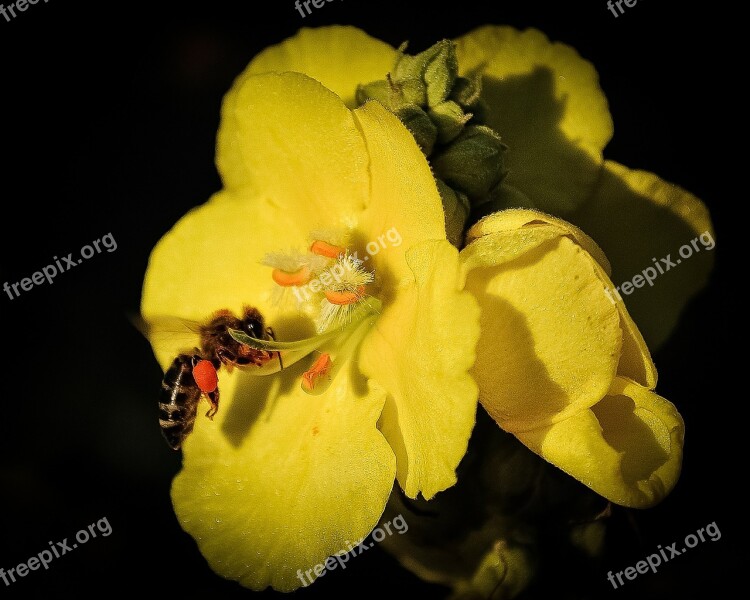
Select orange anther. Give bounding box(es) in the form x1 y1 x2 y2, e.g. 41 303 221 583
310 240 345 258
302 353 333 392
324 286 366 305
272 266 311 287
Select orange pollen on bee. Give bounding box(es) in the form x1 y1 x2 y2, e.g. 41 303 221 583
310 240 345 258
324 286 366 305
193 359 219 393
302 353 333 392
272 266 311 287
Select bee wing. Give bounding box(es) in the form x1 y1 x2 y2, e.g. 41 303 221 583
130 313 203 354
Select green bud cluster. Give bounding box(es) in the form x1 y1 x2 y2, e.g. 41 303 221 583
356 40 510 246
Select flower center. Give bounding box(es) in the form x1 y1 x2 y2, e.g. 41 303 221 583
262 232 377 333
234 230 383 394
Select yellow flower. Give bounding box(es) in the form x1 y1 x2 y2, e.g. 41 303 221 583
461 209 684 507
140 23 707 594
141 71 479 590
234 23 692 508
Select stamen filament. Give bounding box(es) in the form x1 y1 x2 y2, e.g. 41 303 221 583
301 307 378 395
228 299 382 375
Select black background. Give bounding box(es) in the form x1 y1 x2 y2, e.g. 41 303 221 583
0 0 736 598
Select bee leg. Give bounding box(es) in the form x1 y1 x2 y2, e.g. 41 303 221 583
263 328 284 370
205 389 220 420
215 350 232 373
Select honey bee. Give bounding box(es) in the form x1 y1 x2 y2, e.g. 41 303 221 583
150 306 279 450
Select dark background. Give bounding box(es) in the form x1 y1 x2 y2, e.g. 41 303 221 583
0 0 735 597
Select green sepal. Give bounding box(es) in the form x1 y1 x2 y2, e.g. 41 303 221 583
395 104 438 156
437 179 471 248
450 75 488 123
433 125 507 199
393 40 458 107
356 75 427 110
429 100 472 145
355 79 394 109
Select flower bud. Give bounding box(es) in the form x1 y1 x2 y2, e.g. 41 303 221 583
395 105 438 156
393 40 458 107
432 125 507 199
356 79 393 108
450 75 488 123
429 100 472 144
436 179 470 248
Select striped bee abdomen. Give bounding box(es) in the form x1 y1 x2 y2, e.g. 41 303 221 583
159 353 202 451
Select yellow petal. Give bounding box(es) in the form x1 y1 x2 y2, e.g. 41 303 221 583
588 257 658 389
616 305 658 388
172 335 395 591
241 26 397 108
216 71 370 206
360 241 480 499
465 208 610 274
462 215 621 432
352 99 448 282
570 160 715 349
454 26 613 214
514 377 684 508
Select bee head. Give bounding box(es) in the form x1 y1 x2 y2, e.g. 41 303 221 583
240 306 266 339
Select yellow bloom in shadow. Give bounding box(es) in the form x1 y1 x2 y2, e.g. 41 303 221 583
462 210 683 508
141 71 479 591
